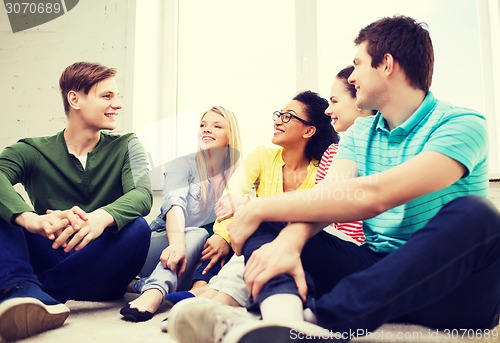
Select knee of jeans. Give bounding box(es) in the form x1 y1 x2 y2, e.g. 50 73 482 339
242 221 287 258
184 228 209 258
122 218 151 244
185 227 209 242
450 196 500 235
457 196 499 221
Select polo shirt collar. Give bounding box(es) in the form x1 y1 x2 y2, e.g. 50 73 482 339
376 92 436 135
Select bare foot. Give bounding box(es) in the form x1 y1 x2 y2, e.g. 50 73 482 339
128 288 163 313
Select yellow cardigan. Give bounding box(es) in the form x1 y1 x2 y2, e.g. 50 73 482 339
214 145 318 243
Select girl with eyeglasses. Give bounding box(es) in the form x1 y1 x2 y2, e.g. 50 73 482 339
161 91 337 317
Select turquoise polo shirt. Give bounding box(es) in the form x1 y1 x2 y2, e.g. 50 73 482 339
335 92 489 253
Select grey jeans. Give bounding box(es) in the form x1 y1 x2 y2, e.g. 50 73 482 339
135 227 208 297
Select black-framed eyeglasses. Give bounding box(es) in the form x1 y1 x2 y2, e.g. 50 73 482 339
272 111 312 125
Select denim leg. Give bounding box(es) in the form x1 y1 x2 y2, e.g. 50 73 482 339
192 254 235 284
243 221 298 310
300 231 383 300
192 260 220 283
139 230 169 277
243 222 380 312
139 227 208 296
24 229 74 276
0 219 40 290
314 196 500 332
178 228 209 290
31 218 151 302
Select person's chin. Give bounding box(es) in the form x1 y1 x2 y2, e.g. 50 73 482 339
202 142 226 152
333 123 345 132
102 125 116 131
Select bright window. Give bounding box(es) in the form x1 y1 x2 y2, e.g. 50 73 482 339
135 0 499 189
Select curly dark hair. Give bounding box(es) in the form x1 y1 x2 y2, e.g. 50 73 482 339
293 90 339 163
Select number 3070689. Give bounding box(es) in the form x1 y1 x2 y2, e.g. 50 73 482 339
5 2 62 14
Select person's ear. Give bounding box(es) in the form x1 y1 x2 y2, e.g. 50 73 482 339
382 53 395 77
303 126 316 139
67 90 81 110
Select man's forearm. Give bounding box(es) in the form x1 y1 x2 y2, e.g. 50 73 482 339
278 222 331 251
249 177 380 225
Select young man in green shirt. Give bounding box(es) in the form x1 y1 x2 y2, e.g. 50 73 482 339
0 62 153 341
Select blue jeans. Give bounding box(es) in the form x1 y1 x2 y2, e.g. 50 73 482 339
137 226 209 295
0 217 151 303
192 250 234 284
243 196 500 333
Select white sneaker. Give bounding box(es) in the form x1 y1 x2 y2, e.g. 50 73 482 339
0 297 70 341
167 298 257 343
222 320 345 343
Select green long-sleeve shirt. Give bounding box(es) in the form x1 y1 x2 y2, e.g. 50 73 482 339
0 130 152 230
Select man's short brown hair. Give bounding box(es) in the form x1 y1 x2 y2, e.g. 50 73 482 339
59 62 116 114
354 15 434 92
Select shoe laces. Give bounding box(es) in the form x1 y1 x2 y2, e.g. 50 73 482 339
213 315 235 343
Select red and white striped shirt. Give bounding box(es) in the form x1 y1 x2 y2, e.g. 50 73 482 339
316 144 365 244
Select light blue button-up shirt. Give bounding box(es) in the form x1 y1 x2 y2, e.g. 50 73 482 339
149 153 217 232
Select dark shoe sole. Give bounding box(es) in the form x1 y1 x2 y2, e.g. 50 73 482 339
225 322 346 343
0 297 70 341
236 326 344 342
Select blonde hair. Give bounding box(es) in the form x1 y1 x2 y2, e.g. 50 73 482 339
195 106 242 207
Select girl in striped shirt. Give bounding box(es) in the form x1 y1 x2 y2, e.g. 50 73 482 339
317 65 376 244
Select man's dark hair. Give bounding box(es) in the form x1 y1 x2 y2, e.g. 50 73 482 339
354 15 434 92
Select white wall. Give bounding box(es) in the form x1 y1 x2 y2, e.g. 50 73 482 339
317 0 483 110
174 0 297 158
0 0 132 151
127 0 179 189
477 0 500 177
316 0 498 174
1 0 499 185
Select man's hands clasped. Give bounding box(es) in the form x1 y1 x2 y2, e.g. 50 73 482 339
16 206 113 252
